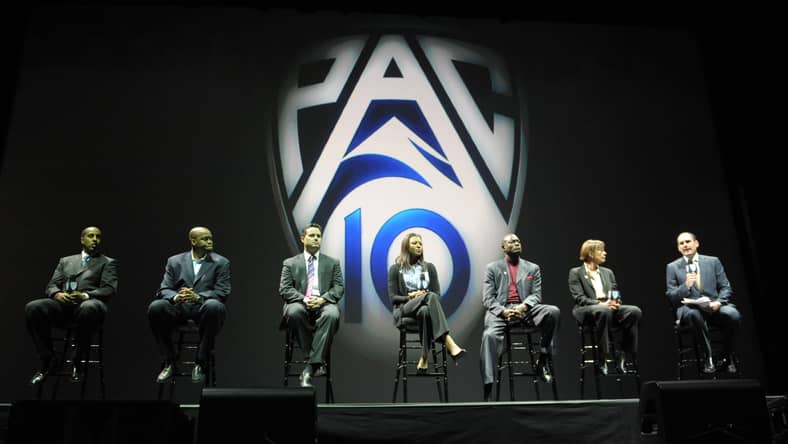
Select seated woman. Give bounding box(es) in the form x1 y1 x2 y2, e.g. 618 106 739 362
568 239 642 375
388 232 466 372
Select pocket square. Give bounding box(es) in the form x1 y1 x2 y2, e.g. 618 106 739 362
526 275 533 281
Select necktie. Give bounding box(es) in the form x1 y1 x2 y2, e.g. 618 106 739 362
82 255 91 269
306 255 315 299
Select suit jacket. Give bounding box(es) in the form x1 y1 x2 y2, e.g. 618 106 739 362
568 265 618 307
157 251 231 303
279 252 344 319
665 254 732 308
482 257 542 317
388 261 440 327
46 253 118 303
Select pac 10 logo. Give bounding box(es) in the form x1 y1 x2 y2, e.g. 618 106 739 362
270 33 527 358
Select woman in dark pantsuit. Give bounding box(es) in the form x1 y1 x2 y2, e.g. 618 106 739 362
388 232 466 372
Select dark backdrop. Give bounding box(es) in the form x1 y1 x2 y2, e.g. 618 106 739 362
0 4 781 403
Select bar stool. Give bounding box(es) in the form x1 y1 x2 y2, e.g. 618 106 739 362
496 321 558 401
38 323 105 400
158 319 216 400
283 328 335 403
577 321 640 399
672 312 742 380
392 318 449 403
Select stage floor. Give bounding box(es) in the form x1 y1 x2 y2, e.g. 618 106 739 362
1 398 642 444
1 393 784 444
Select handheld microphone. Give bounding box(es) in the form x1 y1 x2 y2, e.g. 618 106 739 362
685 262 697 274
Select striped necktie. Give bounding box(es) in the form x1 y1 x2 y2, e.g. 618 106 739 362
306 255 315 298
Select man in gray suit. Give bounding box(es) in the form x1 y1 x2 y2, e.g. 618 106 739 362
25 226 118 385
279 223 344 388
148 226 230 383
666 231 741 374
480 233 560 401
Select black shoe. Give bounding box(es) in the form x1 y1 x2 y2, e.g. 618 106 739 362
536 355 553 383
483 383 492 402
299 367 313 388
156 364 174 383
416 366 428 375
702 357 715 374
28 371 47 386
450 349 467 365
70 364 84 383
191 364 205 383
718 356 737 374
313 365 327 378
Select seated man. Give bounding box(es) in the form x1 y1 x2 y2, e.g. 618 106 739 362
25 226 118 385
148 226 230 383
279 223 344 388
666 231 741 374
480 233 560 402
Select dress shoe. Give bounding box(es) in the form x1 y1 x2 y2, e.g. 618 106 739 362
702 357 716 374
156 364 174 383
191 364 205 383
299 367 313 388
28 371 47 386
536 355 553 383
416 366 428 375
718 356 737 374
450 348 467 365
70 364 84 383
313 365 327 377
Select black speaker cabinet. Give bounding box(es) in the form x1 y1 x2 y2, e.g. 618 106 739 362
5 400 193 444
640 379 772 443
197 387 316 444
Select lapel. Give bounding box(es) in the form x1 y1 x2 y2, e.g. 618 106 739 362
579 267 595 296
599 267 610 293
317 254 328 289
194 253 214 287
182 252 196 287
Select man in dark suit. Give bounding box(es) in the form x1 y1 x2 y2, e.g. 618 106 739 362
148 226 230 383
480 233 560 401
279 223 344 388
666 231 741 374
25 226 118 385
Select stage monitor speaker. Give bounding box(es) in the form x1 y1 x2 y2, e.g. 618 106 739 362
197 387 316 444
5 400 192 444
640 379 772 443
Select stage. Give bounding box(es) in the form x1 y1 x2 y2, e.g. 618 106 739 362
0 385 784 444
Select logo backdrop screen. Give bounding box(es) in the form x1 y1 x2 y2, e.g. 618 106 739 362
271 33 527 359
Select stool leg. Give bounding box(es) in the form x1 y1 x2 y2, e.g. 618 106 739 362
526 333 541 401
506 330 515 401
590 330 601 399
442 344 449 403
579 327 587 400
431 345 443 403
392 333 403 403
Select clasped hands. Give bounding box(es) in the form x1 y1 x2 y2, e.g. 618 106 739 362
601 299 621 310
53 291 88 305
407 289 428 300
174 287 200 304
503 304 528 321
304 295 327 310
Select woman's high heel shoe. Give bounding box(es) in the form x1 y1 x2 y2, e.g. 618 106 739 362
450 348 467 364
